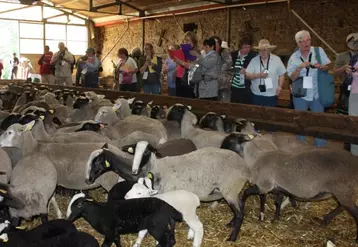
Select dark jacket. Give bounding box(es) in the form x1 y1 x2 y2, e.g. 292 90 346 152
142 56 163 85
231 50 257 88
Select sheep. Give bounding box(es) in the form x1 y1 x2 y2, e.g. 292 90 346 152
85 143 253 242
7 142 60 226
166 104 257 155
240 142 358 243
116 131 160 149
81 91 113 114
125 176 204 247
148 104 167 120
121 139 197 174
0 219 99 247
67 96 94 123
0 121 129 192
66 192 183 247
18 115 112 144
95 105 168 144
131 100 152 116
0 112 10 125
0 114 22 131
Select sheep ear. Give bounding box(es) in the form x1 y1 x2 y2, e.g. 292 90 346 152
127 97 135 105
220 114 227 119
0 189 7 195
39 115 45 120
186 105 192 111
121 144 136 154
105 160 110 168
97 95 105 100
23 120 35 131
147 101 153 106
246 134 255 140
101 143 108 149
99 124 105 129
0 233 8 242
112 103 122 112
85 198 94 202
149 190 158 196
162 105 167 109
48 109 55 114
138 178 144 184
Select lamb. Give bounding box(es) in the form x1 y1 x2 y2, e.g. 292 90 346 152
66 192 183 247
95 104 167 144
85 142 253 242
81 91 113 114
122 139 197 174
0 121 127 192
166 104 257 155
131 100 152 116
0 219 99 247
125 176 204 247
239 141 358 243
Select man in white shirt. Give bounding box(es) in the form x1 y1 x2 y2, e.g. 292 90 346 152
246 39 286 107
50 42 74 86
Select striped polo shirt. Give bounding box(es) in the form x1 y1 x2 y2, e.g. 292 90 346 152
232 52 248 88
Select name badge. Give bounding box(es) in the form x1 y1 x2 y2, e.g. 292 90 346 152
303 76 313 89
142 71 148 80
348 85 351 91
264 78 273 89
61 61 66 66
81 68 87 75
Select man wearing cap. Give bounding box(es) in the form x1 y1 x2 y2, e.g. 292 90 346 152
334 33 358 152
50 42 74 86
79 47 101 88
245 39 286 107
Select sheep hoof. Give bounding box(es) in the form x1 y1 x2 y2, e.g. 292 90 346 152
187 229 195 240
258 212 265 222
210 201 219 210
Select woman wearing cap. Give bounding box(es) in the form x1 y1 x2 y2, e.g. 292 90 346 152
245 39 286 107
287 30 331 147
80 47 101 88
210 36 232 102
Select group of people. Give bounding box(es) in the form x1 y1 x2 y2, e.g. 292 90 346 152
37 42 101 88
0 53 19 80
113 30 358 153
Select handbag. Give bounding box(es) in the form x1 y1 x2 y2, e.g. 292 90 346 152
315 47 335 107
120 71 133 84
291 77 307 98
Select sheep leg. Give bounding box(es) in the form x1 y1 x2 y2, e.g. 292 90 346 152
40 214 48 223
323 204 344 226
226 185 260 228
344 205 358 243
150 226 172 247
273 193 284 221
102 236 116 247
114 236 121 247
186 216 204 247
11 217 20 227
259 194 267 221
289 198 298 208
49 196 63 219
132 230 148 247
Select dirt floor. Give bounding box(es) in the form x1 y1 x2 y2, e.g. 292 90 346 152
23 136 358 247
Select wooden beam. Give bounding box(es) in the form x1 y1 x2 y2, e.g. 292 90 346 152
0 5 33 15
3 80 358 144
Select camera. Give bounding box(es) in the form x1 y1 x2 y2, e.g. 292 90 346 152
259 84 266 92
59 52 65 61
351 66 356 73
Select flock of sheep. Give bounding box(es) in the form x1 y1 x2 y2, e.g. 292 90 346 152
0 82 355 246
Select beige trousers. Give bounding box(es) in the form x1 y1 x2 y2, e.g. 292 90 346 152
41 74 55 84
55 76 73 86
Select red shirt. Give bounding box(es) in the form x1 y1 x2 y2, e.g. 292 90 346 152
38 52 53 75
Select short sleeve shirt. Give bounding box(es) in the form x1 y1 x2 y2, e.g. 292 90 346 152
119 57 138 83
246 54 286 97
287 46 331 101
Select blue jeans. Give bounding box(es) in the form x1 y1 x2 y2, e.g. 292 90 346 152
252 94 277 107
144 84 160 95
293 97 326 147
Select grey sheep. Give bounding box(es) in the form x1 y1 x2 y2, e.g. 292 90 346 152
85 143 253 242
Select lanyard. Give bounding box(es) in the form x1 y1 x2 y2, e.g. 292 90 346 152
260 55 270 73
300 53 312 76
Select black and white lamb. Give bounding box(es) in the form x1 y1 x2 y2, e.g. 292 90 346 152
66 192 183 247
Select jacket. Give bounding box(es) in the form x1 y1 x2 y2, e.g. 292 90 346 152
142 56 162 85
231 50 257 88
50 50 74 78
196 51 220 98
38 52 53 75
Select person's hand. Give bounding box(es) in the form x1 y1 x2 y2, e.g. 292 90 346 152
189 50 200 56
299 61 311 69
276 86 282 96
314 63 323 69
257 72 268 79
240 68 246 74
346 66 353 75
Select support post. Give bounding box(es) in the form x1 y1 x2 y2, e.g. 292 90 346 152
226 7 231 45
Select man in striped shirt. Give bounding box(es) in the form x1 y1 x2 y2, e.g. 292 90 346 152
230 37 257 104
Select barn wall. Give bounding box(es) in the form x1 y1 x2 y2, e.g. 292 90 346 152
98 0 357 77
